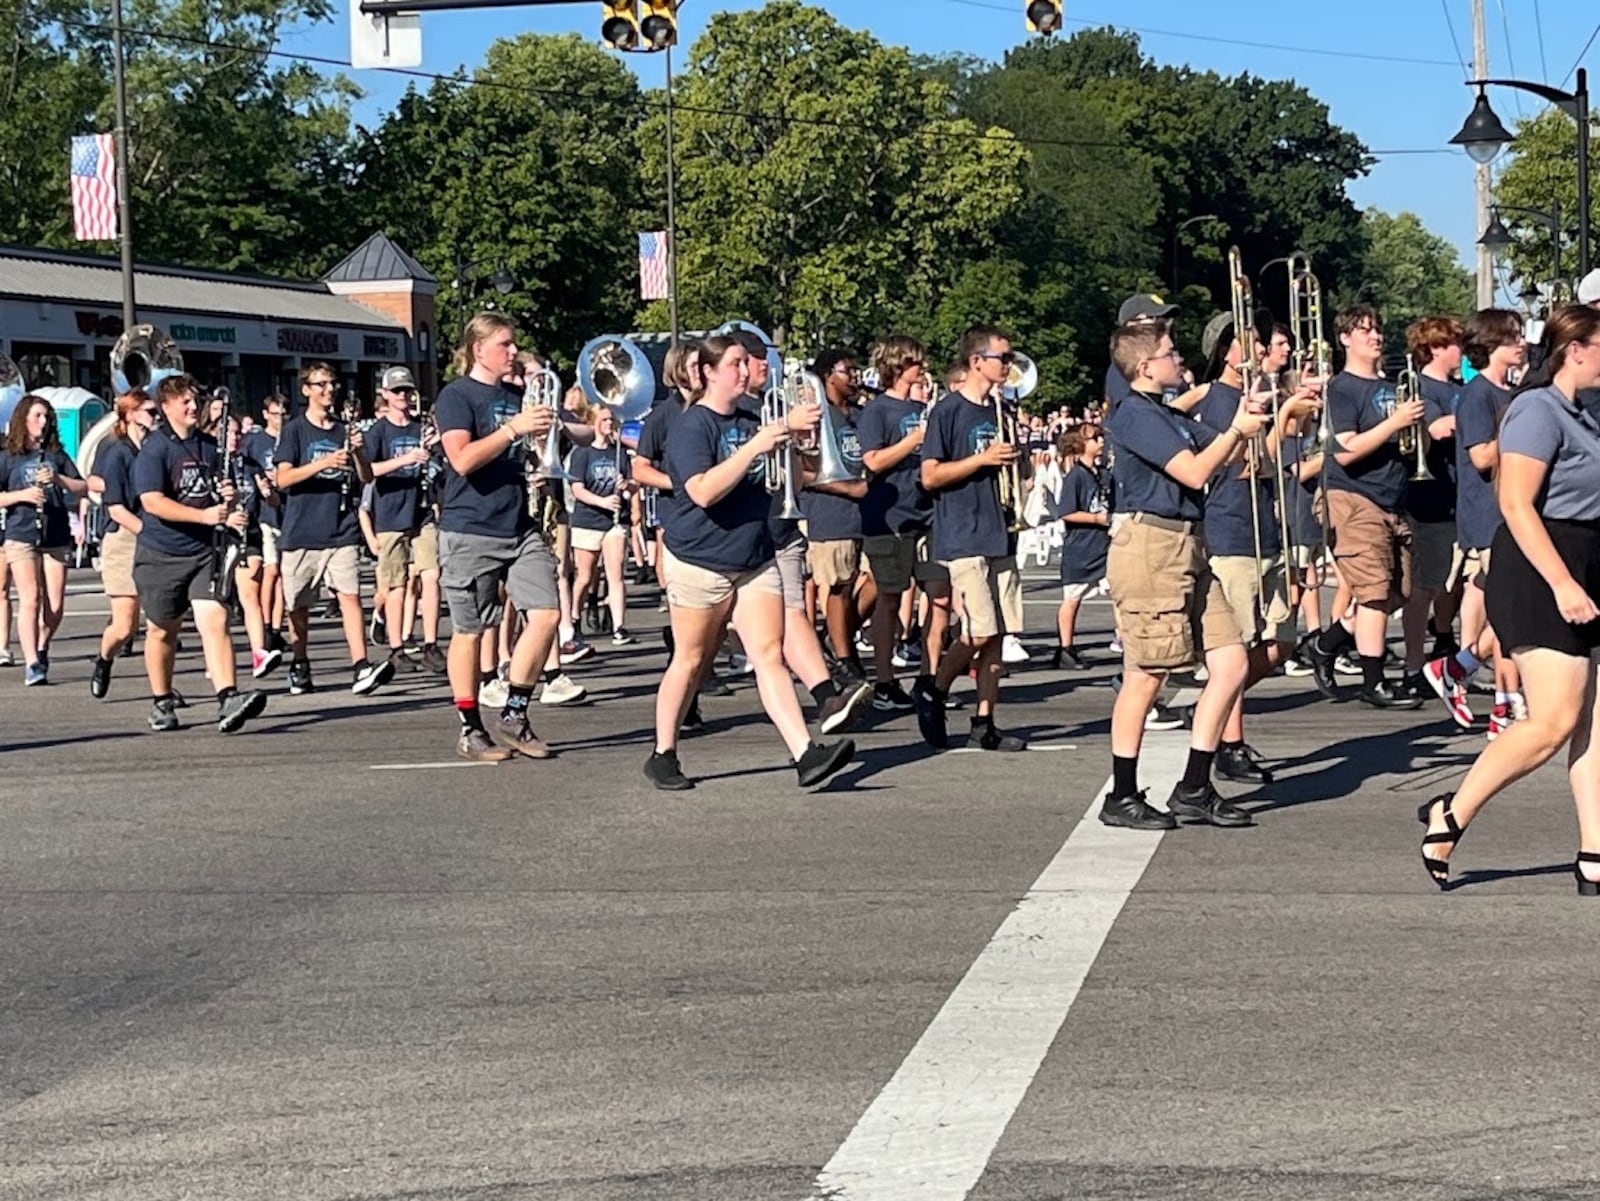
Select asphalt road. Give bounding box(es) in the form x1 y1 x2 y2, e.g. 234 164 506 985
3 568 1598 1200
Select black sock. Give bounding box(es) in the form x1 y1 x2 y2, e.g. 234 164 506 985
810 679 838 707
1112 755 1139 799
353 658 370 672
506 683 534 717
541 667 559 686
1318 623 1354 658
479 669 495 686
1221 738 1242 754
1181 747 1215 791
1361 653 1385 689
457 700 485 734
216 686 237 704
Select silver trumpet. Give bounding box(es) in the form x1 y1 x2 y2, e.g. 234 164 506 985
761 375 804 521
524 366 572 520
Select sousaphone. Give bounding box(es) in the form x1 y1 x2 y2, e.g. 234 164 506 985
110 324 184 395
577 334 658 423
0 351 26 426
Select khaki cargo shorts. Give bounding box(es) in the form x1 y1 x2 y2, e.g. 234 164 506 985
1107 515 1241 671
1327 490 1411 609
944 553 1022 641
1211 552 1295 647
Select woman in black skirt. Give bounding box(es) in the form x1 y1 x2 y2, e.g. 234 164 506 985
1420 305 1600 892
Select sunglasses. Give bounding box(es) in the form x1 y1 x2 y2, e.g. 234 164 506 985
977 351 1016 366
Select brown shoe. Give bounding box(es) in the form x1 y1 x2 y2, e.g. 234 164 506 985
457 728 514 762
496 713 554 759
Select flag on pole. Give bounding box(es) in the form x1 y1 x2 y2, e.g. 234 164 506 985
70 134 118 242
639 230 671 300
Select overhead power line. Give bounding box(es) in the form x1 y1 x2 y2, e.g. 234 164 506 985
1440 0 1472 78
1562 18 1600 88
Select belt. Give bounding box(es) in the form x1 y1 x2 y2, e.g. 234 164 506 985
1131 512 1198 535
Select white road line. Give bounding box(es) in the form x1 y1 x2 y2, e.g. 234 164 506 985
947 743 1078 755
369 761 501 771
807 733 1189 1201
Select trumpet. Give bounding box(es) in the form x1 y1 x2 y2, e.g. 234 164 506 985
522 365 570 518
760 372 804 521
1394 366 1433 481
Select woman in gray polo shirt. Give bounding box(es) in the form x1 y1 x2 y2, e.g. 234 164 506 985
1419 305 1600 893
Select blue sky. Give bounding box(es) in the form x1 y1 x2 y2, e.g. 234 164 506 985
292 0 1600 270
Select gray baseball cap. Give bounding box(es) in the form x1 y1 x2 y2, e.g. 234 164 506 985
380 366 418 392
1201 312 1235 360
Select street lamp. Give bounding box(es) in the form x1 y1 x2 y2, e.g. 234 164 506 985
1478 201 1563 283
1171 213 1220 290
452 253 516 334
1449 70 1590 277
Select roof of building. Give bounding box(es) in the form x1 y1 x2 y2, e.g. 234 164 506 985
0 244 405 330
322 232 437 285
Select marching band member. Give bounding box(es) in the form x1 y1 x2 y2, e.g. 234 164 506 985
916 325 1028 753
240 393 288 656
1423 310 1528 735
88 390 156 698
1418 305 1600 892
803 348 872 683
1047 424 1109 671
222 412 281 681
568 404 635 647
644 334 854 791
859 335 935 710
0 393 87 686
131 375 265 733
365 367 443 672
1303 306 1425 708
1098 321 1265 830
274 362 390 698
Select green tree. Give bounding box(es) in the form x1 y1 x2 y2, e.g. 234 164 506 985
635 1 1028 365
352 33 645 367
1487 107 1591 292
1344 208 1474 347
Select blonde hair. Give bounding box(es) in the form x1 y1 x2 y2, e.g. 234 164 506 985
454 312 516 376
871 335 926 389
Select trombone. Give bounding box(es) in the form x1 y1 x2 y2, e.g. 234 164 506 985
995 352 1038 533
1394 365 1433 481
1288 255 1336 563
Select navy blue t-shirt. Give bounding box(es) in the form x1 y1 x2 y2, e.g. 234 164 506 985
1279 432 1322 549
240 428 280 530
922 392 1010 561
801 405 865 542
636 399 684 530
1105 390 1215 521
133 426 220 557
570 442 630 532
0 448 79 548
275 414 360 551
662 405 774 573
365 417 425 534
1049 461 1110 584
858 393 933 536
1455 373 1513 550
1406 374 1458 524
1325 372 1406 511
435 376 532 541
1104 363 1132 409
1193 380 1279 557
95 437 140 533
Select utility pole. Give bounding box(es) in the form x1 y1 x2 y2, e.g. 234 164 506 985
111 0 137 331
1473 0 1494 307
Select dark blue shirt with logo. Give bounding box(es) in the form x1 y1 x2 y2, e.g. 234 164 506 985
1455 373 1512 550
1193 380 1279 557
570 443 630 532
1105 390 1215 521
662 405 774 573
435 376 532 541
275 414 360 551
240 428 280 529
1406 373 1458 524
1325 372 1406 511
0 448 79 548
365 417 426 534
800 405 865 542
1048 461 1110 584
857 393 933 536
132 426 219 557
922 392 1010 561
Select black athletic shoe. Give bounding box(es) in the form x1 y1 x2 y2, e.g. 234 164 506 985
217 690 267 733
795 739 855 787
1359 679 1424 710
1166 782 1256 828
147 698 180 732
871 680 916 712
915 683 949 749
966 723 1027 751
89 655 112 700
1099 789 1176 831
1217 744 1272 784
820 680 874 735
288 661 314 695
1306 637 1341 700
644 749 694 791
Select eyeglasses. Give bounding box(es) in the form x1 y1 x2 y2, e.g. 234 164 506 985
306 380 335 390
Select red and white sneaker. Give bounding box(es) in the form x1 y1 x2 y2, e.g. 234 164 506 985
1487 703 1511 741
1422 656 1474 729
252 646 284 679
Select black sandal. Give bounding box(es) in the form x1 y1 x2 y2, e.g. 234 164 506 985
1575 851 1600 897
1417 793 1462 891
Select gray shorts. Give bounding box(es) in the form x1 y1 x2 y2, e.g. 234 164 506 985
439 528 559 634
775 537 807 610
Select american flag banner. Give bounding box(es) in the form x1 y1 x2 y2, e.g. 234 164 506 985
70 134 118 241
639 230 671 301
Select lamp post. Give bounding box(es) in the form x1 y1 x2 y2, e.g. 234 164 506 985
1171 213 1219 291
452 253 514 338
1478 200 1563 289
1450 70 1590 278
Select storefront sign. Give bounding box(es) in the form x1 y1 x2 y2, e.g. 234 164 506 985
277 328 340 355
170 322 237 345
363 334 401 358
74 311 123 338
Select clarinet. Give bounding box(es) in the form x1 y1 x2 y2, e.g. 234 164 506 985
339 396 358 515
611 440 625 529
209 389 235 600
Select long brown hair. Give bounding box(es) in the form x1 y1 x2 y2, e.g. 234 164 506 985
5 395 60 454
112 389 152 441
690 335 741 403
1543 304 1600 375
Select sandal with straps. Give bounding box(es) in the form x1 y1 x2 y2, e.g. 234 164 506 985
1417 793 1463 891
1575 851 1600 897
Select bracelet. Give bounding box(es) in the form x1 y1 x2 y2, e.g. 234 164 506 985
506 425 518 444
1228 426 1246 442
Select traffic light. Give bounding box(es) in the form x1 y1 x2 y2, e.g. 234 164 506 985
1025 0 1062 34
640 0 677 49
601 1 640 51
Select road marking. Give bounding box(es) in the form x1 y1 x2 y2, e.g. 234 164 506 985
369 761 501 771
947 743 1078 755
807 733 1189 1201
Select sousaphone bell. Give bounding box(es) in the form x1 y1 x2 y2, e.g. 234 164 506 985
577 334 658 424
111 324 184 395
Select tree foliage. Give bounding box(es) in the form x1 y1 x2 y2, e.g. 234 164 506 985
1344 209 1474 349
1489 108 1592 291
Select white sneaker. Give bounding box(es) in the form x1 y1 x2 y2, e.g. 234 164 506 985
1001 635 1030 664
540 673 587 706
0 649 14 667
727 653 754 676
478 678 510 708
1109 635 1123 654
